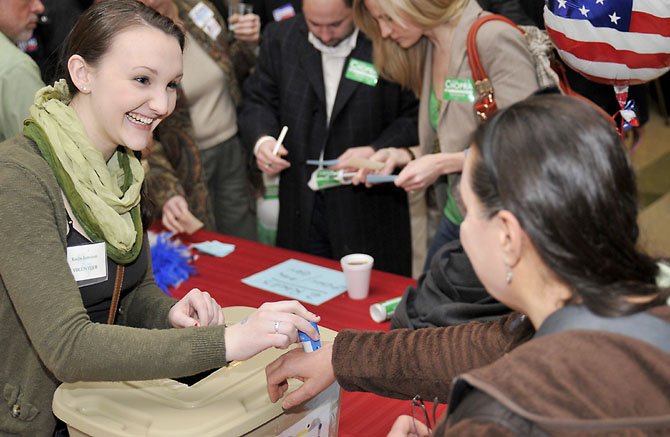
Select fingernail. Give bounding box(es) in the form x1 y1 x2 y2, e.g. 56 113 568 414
194 322 199 327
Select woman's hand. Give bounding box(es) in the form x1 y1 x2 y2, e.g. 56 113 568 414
352 147 414 186
395 150 466 192
395 153 446 192
162 195 203 234
224 300 320 362
162 195 189 234
331 146 375 172
265 342 335 409
387 415 430 437
168 288 225 328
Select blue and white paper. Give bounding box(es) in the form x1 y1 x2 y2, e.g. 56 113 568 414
190 240 236 257
241 259 347 305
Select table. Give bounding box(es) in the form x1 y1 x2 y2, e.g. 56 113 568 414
169 229 445 436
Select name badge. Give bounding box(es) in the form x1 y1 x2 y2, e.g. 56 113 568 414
67 242 108 287
443 78 475 102
345 58 379 87
272 3 296 21
189 2 221 40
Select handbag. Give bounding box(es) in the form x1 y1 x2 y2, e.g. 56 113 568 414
467 14 575 121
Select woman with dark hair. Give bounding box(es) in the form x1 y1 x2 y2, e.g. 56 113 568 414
266 94 670 435
0 1 318 434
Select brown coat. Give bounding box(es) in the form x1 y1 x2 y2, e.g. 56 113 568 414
333 306 670 435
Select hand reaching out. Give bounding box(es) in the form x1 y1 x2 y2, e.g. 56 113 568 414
265 342 336 409
224 300 320 362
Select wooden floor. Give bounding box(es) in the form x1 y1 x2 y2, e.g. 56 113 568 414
632 101 670 257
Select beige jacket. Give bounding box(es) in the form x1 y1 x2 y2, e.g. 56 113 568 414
411 0 539 273
418 0 539 156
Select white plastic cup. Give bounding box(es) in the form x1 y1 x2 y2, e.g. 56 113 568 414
340 254 374 300
228 1 254 32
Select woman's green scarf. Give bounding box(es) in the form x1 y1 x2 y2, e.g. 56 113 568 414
23 80 144 264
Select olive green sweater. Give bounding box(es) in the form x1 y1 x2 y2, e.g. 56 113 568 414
0 135 229 436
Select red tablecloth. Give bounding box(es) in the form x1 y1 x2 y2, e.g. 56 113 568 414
169 229 445 436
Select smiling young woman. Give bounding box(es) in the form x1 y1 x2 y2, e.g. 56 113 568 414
0 1 319 434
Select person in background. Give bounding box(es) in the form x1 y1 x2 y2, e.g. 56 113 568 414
265 94 670 435
0 2 318 434
144 0 260 238
0 0 45 142
353 0 540 274
27 0 93 84
238 0 419 276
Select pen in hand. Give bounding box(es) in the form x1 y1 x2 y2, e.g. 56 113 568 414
272 125 288 156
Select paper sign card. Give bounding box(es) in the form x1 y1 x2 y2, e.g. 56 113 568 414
191 241 236 257
241 259 347 305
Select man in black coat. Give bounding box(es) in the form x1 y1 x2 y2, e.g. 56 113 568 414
238 0 418 276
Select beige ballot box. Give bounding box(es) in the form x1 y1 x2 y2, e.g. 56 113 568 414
52 307 340 437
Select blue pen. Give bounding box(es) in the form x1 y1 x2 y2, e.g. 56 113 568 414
298 321 322 352
366 174 398 184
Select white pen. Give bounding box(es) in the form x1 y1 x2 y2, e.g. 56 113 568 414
271 125 288 156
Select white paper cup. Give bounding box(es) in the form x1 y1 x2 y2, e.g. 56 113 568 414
340 254 374 300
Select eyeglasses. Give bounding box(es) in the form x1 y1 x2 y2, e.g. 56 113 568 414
410 394 438 435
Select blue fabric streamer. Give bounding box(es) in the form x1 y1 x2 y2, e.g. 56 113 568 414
149 232 196 294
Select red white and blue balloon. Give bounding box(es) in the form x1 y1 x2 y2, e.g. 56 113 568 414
544 0 670 85
544 0 670 132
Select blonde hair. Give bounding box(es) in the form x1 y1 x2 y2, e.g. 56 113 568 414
353 0 468 95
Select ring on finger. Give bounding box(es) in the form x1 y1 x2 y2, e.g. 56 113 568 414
274 320 281 334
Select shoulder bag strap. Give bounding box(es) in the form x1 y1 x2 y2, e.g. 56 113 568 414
107 265 125 325
466 14 523 121
535 305 670 353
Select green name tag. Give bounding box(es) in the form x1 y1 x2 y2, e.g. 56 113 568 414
443 78 475 102
345 58 379 87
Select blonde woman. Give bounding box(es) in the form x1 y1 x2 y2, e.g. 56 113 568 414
353 0 539 272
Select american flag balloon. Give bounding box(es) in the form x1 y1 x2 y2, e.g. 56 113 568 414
544 0 670 86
